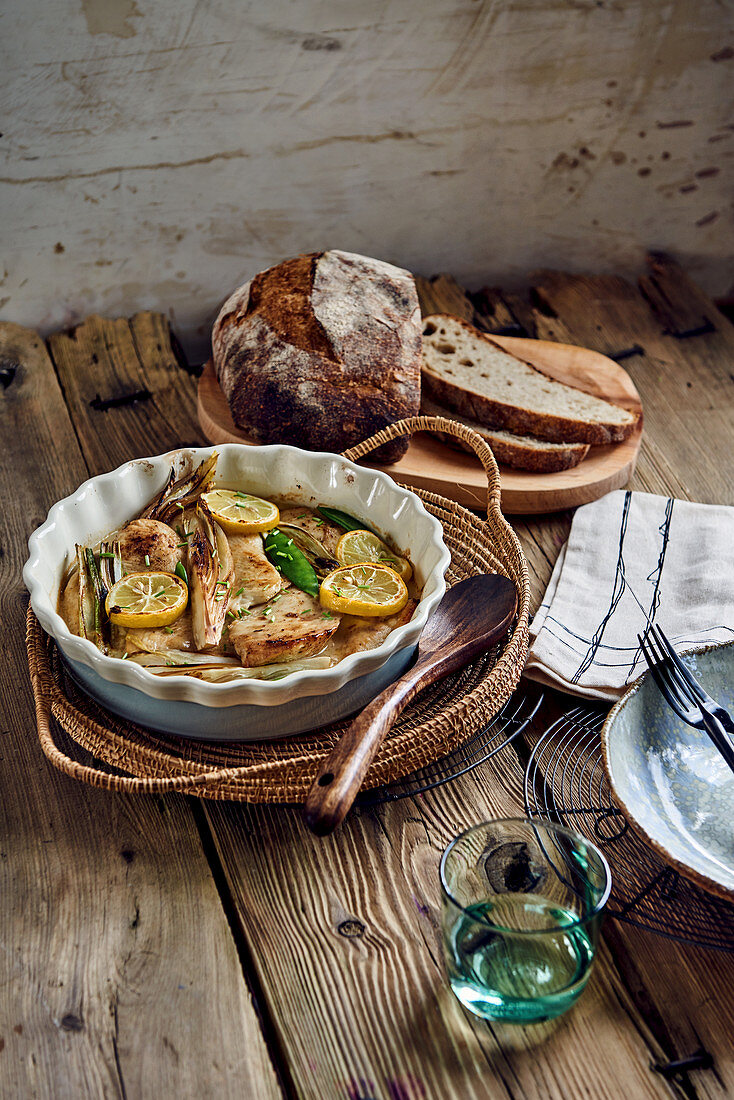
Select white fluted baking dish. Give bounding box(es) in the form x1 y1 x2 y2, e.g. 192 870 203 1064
24 444 450 740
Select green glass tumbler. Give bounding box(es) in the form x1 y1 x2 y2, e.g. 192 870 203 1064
440 817 611 1024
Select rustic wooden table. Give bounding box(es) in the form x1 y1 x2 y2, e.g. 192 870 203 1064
2 255 733 1100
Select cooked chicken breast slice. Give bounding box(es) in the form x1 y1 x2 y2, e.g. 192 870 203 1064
228 533 284 608
278 507 343 557
115 518 181 574
328 600 418 660
228 587 340 667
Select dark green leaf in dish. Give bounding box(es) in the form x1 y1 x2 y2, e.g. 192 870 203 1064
316 505 376 535
264 529 319 598
277 523 339 578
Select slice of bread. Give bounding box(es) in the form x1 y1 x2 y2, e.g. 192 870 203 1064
421 396 590 473
422 315 639 445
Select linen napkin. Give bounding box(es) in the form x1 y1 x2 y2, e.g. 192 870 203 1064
524 490 734 701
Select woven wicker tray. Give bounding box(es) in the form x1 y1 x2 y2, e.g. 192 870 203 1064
26 416 530 803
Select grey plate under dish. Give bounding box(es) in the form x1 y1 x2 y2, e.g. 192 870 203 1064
602 640 734 901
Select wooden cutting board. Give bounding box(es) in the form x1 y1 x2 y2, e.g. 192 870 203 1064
197 335 642 514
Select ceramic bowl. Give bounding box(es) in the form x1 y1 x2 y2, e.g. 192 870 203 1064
24 444 451 740
601 640 734 901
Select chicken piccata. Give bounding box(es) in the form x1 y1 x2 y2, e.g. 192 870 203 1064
58 453 420 683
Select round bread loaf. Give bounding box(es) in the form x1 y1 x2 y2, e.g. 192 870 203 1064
212 250 422 463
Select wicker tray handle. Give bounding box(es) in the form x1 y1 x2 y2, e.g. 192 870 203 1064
27 610 302 794
28 415 525 797
343 415 501 519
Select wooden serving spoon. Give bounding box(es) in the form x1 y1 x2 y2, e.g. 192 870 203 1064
304 574 517 835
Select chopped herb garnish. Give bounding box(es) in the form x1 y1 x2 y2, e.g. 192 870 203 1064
144 554 151 566
315 518 326 527
176 501 185 511
176 542 189 549
234 586 245 598
275 551 289 559
99 551 115 559
235 491 251 499
321 610 334 619
238 608 251 617
227 610 236 619
164 626 174 634
152 589 165 599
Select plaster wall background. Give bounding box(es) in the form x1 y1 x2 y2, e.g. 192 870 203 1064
2 0 732 360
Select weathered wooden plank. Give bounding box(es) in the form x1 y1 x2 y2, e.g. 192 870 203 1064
186 254 687 1094
204 744 674 1100
28 268 734 1100
515 270 734 1099
414 273 476 324
0 322 281 1100
47 312 203 475
493 289 540 341
415 275 537 340
528 267 734 506
469 286 527 336
602 920 734 1098
185 260 668 1096
639 252 722 338
410 262 734 1096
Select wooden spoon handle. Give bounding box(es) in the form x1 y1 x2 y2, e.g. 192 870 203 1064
304 575 517 835
303 667 424 836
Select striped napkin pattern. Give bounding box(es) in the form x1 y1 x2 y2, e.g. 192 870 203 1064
524 490 734 701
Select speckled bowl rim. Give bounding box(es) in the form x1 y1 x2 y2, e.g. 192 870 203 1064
601 638 734 904
23 443 451 710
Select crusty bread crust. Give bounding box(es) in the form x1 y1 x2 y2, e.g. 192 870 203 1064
421 315 639 446
420 396 590 473
212 251 422 463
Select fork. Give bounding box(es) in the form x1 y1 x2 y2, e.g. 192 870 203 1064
638 625 734 776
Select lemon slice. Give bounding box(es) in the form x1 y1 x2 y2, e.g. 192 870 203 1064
105 572 188 628
320 563 409 618
335 529 413 582
201 489 279 535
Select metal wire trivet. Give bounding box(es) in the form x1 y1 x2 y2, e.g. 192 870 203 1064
524 704 734 951
359 689 543 805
